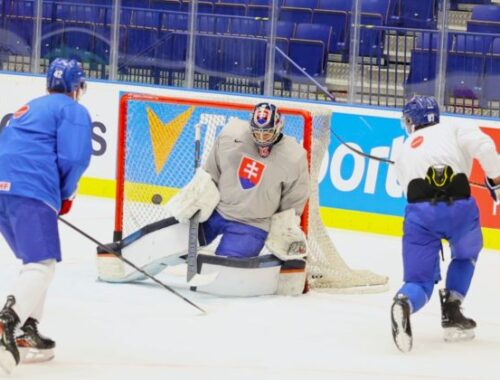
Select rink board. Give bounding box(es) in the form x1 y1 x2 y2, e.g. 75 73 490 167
0 73 499 249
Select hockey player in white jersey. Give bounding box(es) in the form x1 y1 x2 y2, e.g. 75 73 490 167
390 95 500 353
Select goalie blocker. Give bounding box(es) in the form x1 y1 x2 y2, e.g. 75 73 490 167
96 216 307 296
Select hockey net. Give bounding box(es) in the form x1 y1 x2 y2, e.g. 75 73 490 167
114 93 388 293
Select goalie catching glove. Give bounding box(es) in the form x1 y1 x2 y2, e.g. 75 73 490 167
265 209 308 261
485 177 500 203
167 168 220 223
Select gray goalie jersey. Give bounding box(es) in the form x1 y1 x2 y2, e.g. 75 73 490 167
203 118 310 232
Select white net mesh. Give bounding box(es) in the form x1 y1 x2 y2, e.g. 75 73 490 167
116 94 388 293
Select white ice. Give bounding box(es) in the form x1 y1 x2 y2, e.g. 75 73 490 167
0 196 499 380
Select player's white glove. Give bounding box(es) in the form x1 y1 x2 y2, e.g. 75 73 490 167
265 209 308 261
485 176 500 203
167 168 220 223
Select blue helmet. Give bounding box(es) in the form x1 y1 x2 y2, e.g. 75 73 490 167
402 95 440 134
250 102 284 148
46 58 86 94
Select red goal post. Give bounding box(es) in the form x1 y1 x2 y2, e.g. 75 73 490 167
115 92 313 240
114 92 388 293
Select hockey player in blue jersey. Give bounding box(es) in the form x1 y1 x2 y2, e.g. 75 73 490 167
391 95 500 353
0 58 92 373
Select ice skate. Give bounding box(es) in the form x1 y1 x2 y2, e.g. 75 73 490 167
391 294 412 353
17 317 55 363
0 296 20 374
439 289 476 342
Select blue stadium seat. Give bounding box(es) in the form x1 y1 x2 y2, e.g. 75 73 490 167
395 0 437 29
221 36 266 80
446 49 485 100
294 23 331 66
161 11 188 30
229 17 261 36
359 14 384 58
454 34 492 54
312 9 348 56
151 0 182 11
361 0 391 23
287 38 326 84
467 5 500 35
181 1 214 13
279 6 313 23
317 0 350 11
283 0 317 7
195 34 220 74
246 5 269 18
214 2 247 16
483 38 500 102
131 9 162 29
249 0 278 4
262 20 295 38
405 48 437 97
470 4 500 21
122 0 148 8
154 30 187 84
198 14 230 33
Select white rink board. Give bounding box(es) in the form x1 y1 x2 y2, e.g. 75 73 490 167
1 72 499 183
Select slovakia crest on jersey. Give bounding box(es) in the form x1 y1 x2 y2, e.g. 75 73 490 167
238 156 266 189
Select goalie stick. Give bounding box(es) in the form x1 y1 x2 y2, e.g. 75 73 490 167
58 217 206 314
187 123 202 285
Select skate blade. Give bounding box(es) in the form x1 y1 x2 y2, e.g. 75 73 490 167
392 303 412 353
0 347 17 374
443 327 475 342
19 347 55 363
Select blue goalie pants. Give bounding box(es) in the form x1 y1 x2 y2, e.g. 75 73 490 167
201 211 268 258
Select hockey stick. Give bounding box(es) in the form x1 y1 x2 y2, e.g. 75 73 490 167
187 123 202 284
58 216 206 314
330 127 489 189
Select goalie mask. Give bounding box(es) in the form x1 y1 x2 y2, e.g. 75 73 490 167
401 95 439 135
250 103 284 157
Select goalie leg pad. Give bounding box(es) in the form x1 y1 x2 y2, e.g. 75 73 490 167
194 254 282 297
277 259 307 296
97 221 189 282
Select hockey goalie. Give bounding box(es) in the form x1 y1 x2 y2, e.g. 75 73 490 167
98 102 311 296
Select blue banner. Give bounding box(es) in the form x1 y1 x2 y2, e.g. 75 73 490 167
319 113 407 216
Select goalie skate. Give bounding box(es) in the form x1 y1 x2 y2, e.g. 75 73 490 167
16 318 55 363
391 294 412 353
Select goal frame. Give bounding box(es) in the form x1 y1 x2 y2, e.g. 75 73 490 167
114 92 313 241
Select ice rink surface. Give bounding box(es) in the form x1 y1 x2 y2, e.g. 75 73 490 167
0 196 499 380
